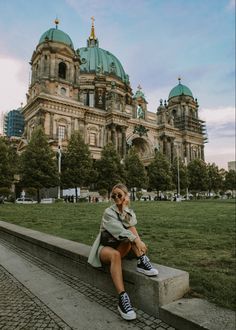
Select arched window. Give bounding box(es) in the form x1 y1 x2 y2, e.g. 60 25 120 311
58 62 66 79
89 92 94 107
58 125 66 140
190 108 196 118
35 64 39 78
172 109 177 116
89 133 96 146
83 91 94 107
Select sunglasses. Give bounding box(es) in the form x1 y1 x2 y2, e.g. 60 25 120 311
111 193 123 199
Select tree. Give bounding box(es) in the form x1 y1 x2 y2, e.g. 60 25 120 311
20 127 59 202
206 163 223 194
171 157 189 194
147 151 172 195
124 147 147 200
0 137 18 189
187 159 208 194
95 143 125 196
224 170 236 191
61 132 94 201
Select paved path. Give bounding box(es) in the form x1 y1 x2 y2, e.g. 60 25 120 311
0 238 175 330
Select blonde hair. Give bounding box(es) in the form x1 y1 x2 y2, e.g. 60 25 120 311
112 183 130 206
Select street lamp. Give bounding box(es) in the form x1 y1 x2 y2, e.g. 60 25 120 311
175 143 181 202
57 142 61 199
184 157 189 200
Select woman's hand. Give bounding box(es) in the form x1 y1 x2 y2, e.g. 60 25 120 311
133 237 147 255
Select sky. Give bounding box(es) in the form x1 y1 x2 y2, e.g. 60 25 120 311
0 0 235 169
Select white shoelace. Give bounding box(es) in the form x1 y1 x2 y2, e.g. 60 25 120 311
140 255 152 270
120 293 133 312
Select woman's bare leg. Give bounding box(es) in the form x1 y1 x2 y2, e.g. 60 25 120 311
99 246 125 294
117 241 132 258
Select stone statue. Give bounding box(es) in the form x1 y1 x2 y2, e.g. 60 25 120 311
137 105 144 119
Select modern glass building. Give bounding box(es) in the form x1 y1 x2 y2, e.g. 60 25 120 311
4 108 24 137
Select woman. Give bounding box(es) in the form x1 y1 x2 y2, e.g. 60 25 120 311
88 183 158 321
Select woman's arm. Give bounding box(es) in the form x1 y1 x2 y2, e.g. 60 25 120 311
102 208 137 242
129 226 147 256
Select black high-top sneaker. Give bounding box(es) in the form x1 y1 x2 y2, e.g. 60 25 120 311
137 254 158 276
118 291 136 320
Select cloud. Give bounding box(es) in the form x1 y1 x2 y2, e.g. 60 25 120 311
199 106 235 169
200 106 235 126
227 0 235 10
204 134 235 170
0 57 28 112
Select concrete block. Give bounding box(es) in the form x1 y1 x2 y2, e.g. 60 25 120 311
0 221 189 317
159 298 236 330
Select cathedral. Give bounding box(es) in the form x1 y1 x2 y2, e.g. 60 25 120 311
20 19 207 166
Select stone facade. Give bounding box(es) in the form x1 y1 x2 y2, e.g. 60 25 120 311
19 21 206 166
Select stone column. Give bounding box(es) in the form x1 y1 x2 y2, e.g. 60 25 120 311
84 121 88 144
99 126 103 148
111 124 116 146
50 55 56 78
189 144 193 161
54 58 58 78
106 127 110 144
185 143 190 162
30 65 34 84
71 117 75 134
166 138 172 162
40 56 44 77
71 63 75 84
45 54 49 76
74 118 78 131
49 113 54 139
201 145 205 161
121 127 127 157
159 139 163 154
170 138 175 163
162 136 166 156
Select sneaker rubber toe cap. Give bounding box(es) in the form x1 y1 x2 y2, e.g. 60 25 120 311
118 306 136 320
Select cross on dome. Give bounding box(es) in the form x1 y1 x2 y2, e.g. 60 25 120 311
90 16 96 40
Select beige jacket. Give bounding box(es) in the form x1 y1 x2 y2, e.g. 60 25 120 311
88 204 137 268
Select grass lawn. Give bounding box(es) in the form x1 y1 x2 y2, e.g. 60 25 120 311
0 199 235 311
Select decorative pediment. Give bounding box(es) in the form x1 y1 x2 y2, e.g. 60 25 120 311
133 124 149 137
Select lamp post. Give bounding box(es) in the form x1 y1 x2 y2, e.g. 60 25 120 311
126 139 135 201
57 143 61 199
184 157 189 200
175 143 181 202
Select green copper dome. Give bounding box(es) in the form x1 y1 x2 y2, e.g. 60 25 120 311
77 21 129 83
169 81 193 99
39 28 74 49
78 46 129 83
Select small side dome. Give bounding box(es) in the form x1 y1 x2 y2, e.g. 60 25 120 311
157 99 166 112
168 78 193 100
39 28 74 49
133 85 147 102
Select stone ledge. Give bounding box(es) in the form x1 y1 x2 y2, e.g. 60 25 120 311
0 220 189 316
159 298 235 330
